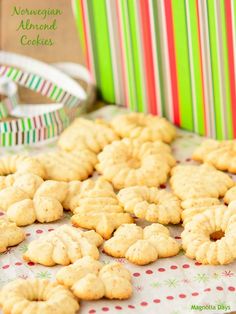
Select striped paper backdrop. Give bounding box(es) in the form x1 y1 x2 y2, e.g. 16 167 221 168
74 0 236 139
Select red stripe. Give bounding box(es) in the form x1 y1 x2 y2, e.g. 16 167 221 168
116 0 129 107
164 0 180 125
80 0 92 72
196 0 208 136
225 0 236 137
139 0 158 115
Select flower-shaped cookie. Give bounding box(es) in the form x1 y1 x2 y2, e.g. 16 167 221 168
0 218 25 253
71 178 133 239
181 197 224 226
182 202 236 264
118 186 182 224
96 139 176 189
111 113 176 143
58 118 119 153
0 155 45 178
224 186 236 204
0 279 79 314
23 225 103 266
170 164 234 200
192 139 236 173
103 223 180 265
56 256 132 300
37 149 97 181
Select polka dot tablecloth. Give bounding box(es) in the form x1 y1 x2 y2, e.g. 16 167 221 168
0 106 236 314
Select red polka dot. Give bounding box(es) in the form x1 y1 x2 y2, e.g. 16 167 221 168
216 286 223 291
158 268 166 272
153 299 161 303
89 310 96 314
146 270 153 274
115 306 122 310
160 184 166 189
175 236 181 239
192 292 199 296
128 305 135 309
204 288 211 292
176 160 181 163
48 228 54 232
182 264 190 269
228 286 235 291
185 158 191 162
27 262 35 266
15 262 22 266
179 294 186 298
36 229 43 234
195 262 202 266
140 302 148 306
2 265 9 269
133 272 140 277
166 296 174 300
102 307 109 312
170 265 178 270
26 233 31 236
0 212 4 216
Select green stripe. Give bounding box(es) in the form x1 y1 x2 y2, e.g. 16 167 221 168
6 67 14 78
50 86 57 99
207 0 223 139
128 0 145 112
29 75 36 88
172 0 193 130
120 0 137 111
27 118 32 130
220 0 233 139
55 88 63 101
87 0 115 102
12 69 20 80
187 0 205 135
73 0 86 50
35 77 42 90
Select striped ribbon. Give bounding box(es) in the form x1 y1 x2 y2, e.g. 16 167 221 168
74 0 236 139
0 52 93 146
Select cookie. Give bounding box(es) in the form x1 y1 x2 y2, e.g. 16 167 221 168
0 218 25 253
170 164 233 200
0 279 79 314
58 117 119 153
224 186 236 204
0 155 45 178
192 139 236 173
118 186 182 224
23 225 103 266
37 149 97 181
182 202 236 264
96 139 175 189
103 223 180 265
111 112 176 143
56 256 132 300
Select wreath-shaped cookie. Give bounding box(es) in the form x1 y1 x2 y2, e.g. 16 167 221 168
56 256 132 300
96 139 176 189
0 218 25 253
58 117 119 153
118 186 182 224
103 223 180 265
23 225 103 266
111 112 176 143
182 202 236 264
0 279 79 314
170 164 234 200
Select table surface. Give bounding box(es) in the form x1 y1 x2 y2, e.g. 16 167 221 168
1 106 236 314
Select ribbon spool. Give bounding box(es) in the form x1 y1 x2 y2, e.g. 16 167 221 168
0 51 95 146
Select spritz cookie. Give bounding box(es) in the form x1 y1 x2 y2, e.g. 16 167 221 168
192 139 236 173
58 118 119 153
0 218 25 253
103 223 180 265
224 186 236 204
111 112 176 143
96 139 176 189
0 279 79 314
23 225 103 266
56 256 132 300
182 201 236 265
170 164 233 200
118 186 182 224
37 149 97 181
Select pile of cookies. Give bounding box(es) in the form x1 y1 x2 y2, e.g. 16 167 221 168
1 112 236 313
